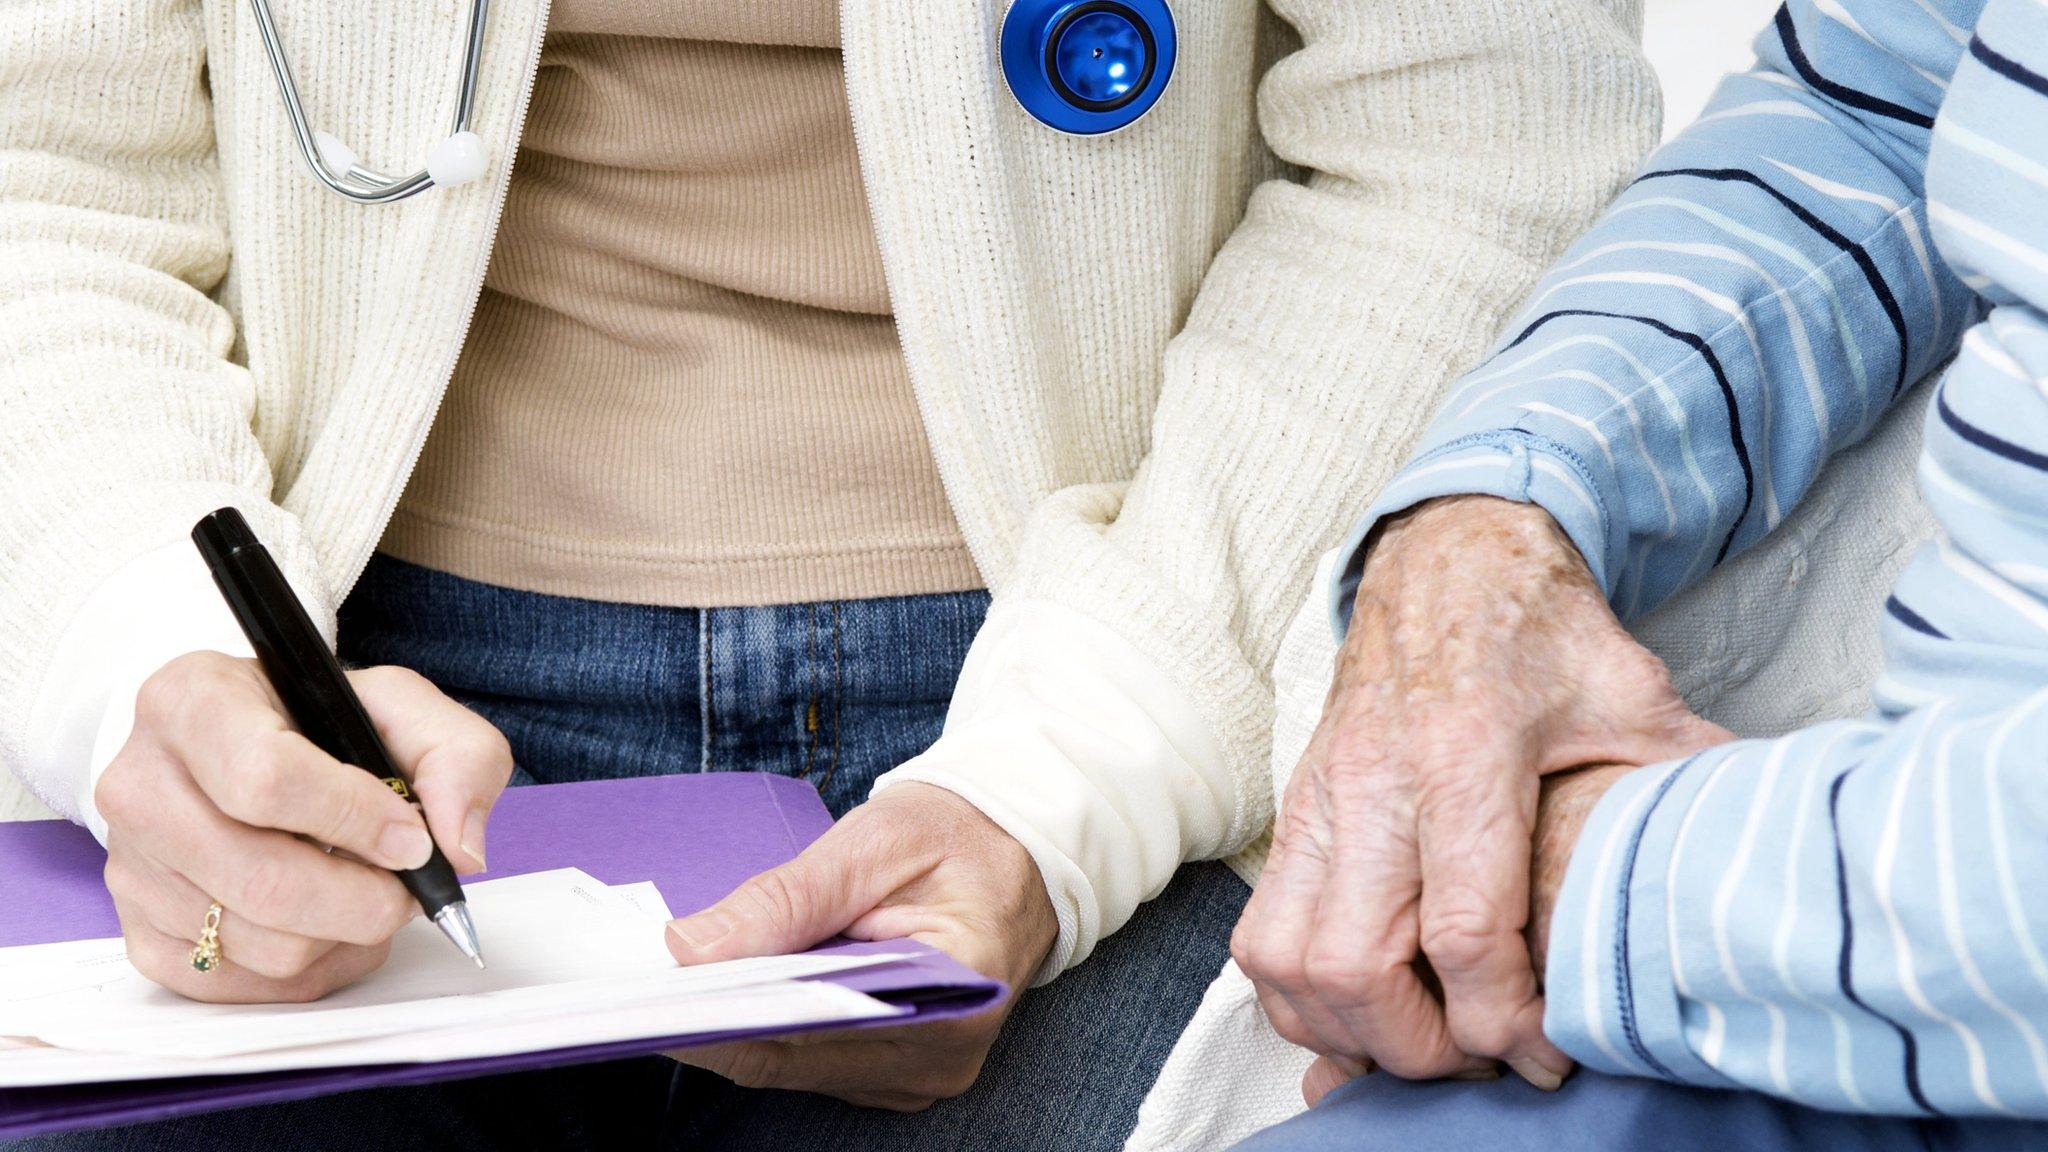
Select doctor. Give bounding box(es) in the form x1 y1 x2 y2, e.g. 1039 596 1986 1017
0 0 1656 1147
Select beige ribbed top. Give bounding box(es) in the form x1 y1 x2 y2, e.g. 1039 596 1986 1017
382 0 980 606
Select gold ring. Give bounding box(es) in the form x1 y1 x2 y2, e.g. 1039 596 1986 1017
189 902 224 974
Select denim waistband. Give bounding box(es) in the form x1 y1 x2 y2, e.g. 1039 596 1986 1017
336 555 989 817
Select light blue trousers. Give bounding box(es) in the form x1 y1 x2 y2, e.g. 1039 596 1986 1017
1232 1068 2048 1152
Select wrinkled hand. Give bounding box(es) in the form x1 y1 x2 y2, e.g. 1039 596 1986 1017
664 783 1057 1112
1232 495 1730 1102
98 652 511 1003
1291 761 1635 1104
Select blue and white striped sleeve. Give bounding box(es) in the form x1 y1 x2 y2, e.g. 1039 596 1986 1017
1548 0 2048 1117
1546 698 2048 1116
1330 0 1980 632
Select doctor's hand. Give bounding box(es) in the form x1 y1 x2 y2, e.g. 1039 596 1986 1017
663 782 1057 1112
1231 495 1729 1102
97 652 511 1004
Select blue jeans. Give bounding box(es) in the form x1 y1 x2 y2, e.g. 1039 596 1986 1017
16 556 1248 1151
1231 1067 2048 1152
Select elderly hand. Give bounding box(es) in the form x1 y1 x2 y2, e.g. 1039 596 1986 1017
663 782 1057 1112
1526 762 1635 978
1290 760 1640 1103
1232 495 1730 1101
98 652 510 1003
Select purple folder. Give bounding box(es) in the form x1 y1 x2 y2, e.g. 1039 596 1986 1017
0 773 1005 1139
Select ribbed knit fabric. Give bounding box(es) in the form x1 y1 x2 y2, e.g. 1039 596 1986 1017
384 2 979 606
0 0 1659 985
889 0 1667 967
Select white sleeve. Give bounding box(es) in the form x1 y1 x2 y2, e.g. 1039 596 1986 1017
875 598 1230 983
879 0 1657 982
24 541 335 842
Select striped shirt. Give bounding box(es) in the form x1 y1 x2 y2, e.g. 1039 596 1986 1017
1333 0 2048 1118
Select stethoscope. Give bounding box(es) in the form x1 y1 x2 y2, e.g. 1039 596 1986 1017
253 0 1176 204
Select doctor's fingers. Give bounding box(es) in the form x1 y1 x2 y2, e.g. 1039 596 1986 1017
127 654 436 873
118 916 389 1006
1414 750 1572 1089
348 665 513 873
105 764 415 946
105 848 343 981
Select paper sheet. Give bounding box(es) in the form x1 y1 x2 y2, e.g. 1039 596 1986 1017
0 979 899 1087
0 869 914 1086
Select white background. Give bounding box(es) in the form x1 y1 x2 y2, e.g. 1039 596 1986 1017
1646 0 1784 138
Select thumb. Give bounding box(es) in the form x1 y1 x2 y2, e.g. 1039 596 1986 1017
1666 710 1737 753
666 838 889 966
1561 643 1736 768
1615 699 1735 766
1302 1055 1370 1107
1572 705 1734 776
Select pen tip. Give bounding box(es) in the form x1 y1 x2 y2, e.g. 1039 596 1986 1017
433 902 485 969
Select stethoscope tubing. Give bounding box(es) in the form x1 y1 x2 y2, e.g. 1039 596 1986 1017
257 0 1170 203
248 0 489 202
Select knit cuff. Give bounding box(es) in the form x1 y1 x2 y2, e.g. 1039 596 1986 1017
25 537 334 842
874 596 1233 985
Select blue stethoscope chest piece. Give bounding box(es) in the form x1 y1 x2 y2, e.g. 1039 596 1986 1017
1001 0 1176 135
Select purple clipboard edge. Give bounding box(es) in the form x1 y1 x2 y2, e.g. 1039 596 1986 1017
0 775 1006 1140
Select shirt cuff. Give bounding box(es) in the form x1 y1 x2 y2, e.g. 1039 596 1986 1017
22 540 335 842
1327 430 1622 636
1540 750 1738 1088
874 597 1233 986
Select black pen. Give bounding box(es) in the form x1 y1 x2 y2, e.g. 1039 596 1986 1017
191 507 484 968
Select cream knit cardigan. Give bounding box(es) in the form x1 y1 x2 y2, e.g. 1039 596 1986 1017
1 0 1656 997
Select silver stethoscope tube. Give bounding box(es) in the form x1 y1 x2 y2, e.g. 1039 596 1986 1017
256 0 1179 204
248 0 491 203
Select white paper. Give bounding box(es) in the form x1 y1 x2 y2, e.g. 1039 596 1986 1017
0 869 913 1086
0 978 902 1086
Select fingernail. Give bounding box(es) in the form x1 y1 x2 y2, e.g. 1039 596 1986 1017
461 809 488 870
668 912 733 951
1451 1066 1502 1082
379 822 434 870
1508 1057 1569 1092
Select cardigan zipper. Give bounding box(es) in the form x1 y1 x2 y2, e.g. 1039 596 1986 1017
838 0 994 583
335 0 553 599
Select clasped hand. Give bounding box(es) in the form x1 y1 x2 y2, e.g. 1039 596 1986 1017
1232 496 1731 1102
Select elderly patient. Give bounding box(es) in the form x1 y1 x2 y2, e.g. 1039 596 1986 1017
1232 0 2048 1147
